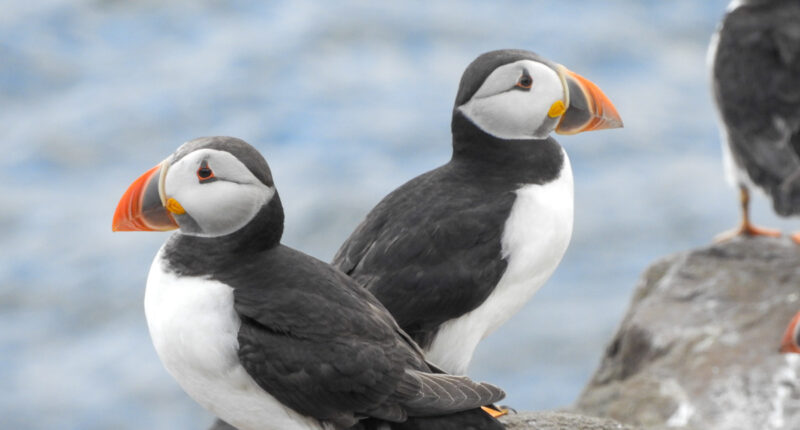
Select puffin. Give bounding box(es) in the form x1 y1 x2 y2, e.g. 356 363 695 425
111 136 506 430
710 0 800 243
332 49 623 376
780 310 800 354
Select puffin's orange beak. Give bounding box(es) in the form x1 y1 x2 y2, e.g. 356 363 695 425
780 311 800 354
555 67 623 135
112 161 178 232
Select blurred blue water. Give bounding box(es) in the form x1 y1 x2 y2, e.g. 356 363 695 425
4 0 795 429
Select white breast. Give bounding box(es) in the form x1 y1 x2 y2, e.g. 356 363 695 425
426 150 574 374
144 248 327 430
727 0 745 12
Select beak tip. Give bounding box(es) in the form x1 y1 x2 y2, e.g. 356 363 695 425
111 163 179 233
111 219 133 232
557 68 623 135
112 205 133 232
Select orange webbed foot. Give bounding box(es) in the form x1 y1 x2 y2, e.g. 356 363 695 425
714 223 782 243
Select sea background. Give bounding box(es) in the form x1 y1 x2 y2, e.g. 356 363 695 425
3 1 794 429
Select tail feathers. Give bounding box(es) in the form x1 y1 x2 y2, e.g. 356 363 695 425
754 125 800 216
773 169 800 216
399 370 505 416
206 370 504 429
354 408 505 430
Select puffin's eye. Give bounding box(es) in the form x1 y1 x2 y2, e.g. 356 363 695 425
197 161 216 183
516 75 533 89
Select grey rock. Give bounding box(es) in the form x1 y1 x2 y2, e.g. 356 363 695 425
575 237 800 430
500 411 636 430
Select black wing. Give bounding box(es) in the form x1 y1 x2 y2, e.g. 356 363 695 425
231 246 504 425
714 2 800 215
333 165 514 347
209 407 506 430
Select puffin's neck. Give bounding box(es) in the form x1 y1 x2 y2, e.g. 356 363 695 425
450 110 565 185
162 195 285 277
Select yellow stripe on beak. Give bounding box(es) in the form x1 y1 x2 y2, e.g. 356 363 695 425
166 198 186 215
548 100 566 118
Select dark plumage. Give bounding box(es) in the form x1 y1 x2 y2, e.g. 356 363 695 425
330 48 624 372
166 238 501 426
196 46 626 426
333 113 564 349
208 420 236 430
211 408 505 430
114 137 505 430
355 407 505 430
712 0 800 229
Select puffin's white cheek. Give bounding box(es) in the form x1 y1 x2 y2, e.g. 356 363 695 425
461 91 547 140
180 183 270 236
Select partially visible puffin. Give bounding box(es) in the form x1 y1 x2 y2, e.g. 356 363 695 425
780 310 800 353
710 0 800 243
112 137 506 430
333 49 623 375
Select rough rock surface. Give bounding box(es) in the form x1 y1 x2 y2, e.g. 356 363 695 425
575 237 800 430
500 411 635 429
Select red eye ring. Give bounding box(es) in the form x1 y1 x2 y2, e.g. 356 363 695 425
197 161 215 182
516 75 533 89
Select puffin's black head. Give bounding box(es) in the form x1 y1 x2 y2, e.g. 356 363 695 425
736 0 780 7
112 136 283 242
453 49 622 140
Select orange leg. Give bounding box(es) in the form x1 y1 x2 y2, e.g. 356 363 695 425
715 185 781 242
791 232 800 245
